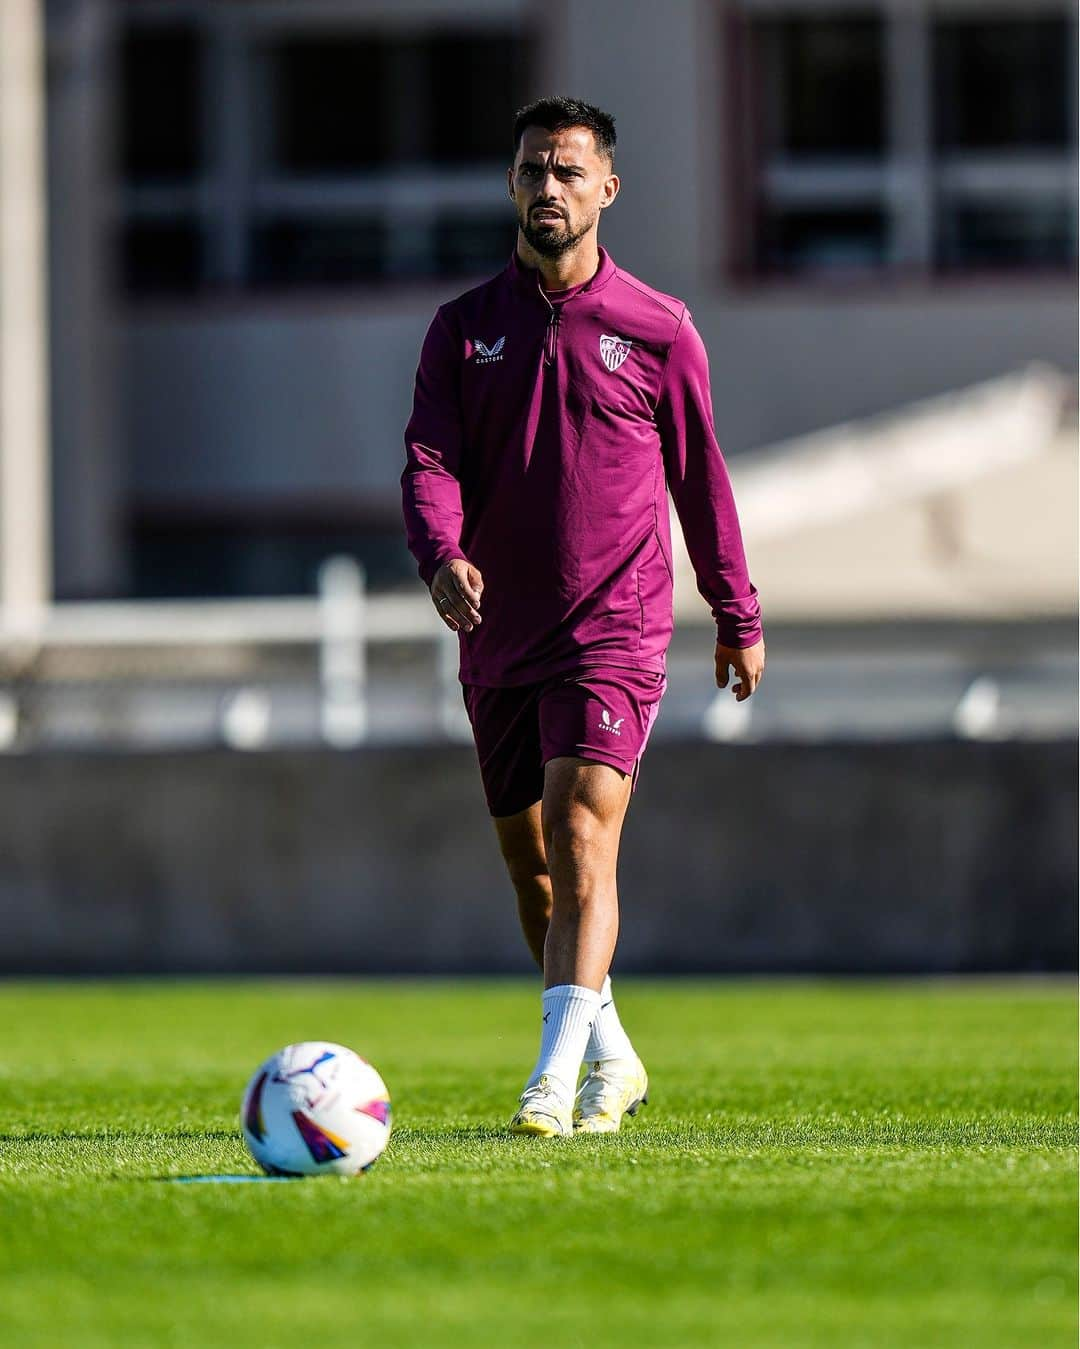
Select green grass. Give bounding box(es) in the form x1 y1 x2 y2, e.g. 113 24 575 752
0 979 1075 1348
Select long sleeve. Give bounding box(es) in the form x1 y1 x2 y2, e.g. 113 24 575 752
656 312 762 648
401 306 467 587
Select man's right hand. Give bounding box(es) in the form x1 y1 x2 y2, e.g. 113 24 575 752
431 559 484 633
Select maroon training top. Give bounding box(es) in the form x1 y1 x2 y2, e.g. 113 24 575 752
401 246 762 687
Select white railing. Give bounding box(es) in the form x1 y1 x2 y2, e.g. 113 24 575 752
0 557 470 750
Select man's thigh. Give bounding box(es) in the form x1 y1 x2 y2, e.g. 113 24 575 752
462 682 545 818
542 756 632 843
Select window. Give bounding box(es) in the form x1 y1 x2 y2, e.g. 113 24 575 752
268 38 390 174
120 23 204 182
434 213 519 276
118 21 207 294
116 8 532 296
934 17 1069 151
130 512 411 598
937 199 1074 270
761 17 885 156
249 218 387 286
761 208 887 273
265 31 524 173
748 14 887 275
427 33 527 164
734 4 1076 280
248 28 526 286
932 15 1074 272
121 219 204 295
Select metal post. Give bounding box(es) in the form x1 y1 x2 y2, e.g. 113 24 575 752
319 555 367 747
953 675 1002 741
0 0 51 639
886 0 934 271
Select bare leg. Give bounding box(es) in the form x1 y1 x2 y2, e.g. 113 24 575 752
503 762 638 1129
492 764 631 990
541 757 632 992
493 802 550 970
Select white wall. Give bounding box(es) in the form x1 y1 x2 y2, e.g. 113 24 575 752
124 300 445 505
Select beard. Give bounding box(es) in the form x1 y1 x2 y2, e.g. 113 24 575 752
518 205 596 257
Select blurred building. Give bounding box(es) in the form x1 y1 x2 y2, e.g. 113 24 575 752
43 0 1078 601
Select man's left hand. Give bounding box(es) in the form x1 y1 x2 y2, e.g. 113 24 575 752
715 638 765 701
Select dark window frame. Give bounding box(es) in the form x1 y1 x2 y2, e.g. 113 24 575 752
116 11 534 300
722 2 1078 290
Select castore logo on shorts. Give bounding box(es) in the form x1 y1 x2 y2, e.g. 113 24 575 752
599 709 624 735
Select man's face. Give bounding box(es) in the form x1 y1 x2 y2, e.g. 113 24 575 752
508 125 619 258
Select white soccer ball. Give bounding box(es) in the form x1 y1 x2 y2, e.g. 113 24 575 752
240 1041 392 1177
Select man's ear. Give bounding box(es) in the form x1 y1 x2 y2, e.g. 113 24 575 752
600 174 620 208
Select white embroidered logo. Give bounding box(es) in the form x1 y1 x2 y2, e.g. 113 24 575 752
599 709 625 735
599 334 632 372
474 336 505 363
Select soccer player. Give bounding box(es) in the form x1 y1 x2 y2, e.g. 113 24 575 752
402 97 764 1136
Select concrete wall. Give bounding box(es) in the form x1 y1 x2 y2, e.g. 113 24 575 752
2 740 1074 974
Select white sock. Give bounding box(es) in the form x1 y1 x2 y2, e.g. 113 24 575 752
584 976 638 1064
525 984 602 1098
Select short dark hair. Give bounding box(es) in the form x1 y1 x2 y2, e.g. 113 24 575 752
512 97 617 166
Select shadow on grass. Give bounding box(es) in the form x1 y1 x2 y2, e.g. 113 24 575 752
154 1174 295 1184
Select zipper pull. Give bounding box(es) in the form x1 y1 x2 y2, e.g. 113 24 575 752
544 309 559 367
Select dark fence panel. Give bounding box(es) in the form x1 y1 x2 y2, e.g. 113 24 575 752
2 741 1075 974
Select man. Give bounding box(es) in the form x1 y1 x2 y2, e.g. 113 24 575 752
402 97 764 1137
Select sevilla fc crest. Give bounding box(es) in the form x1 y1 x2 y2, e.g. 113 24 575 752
599 334 632 372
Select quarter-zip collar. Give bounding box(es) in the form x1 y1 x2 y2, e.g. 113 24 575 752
510 245 616 367
507 244 617 301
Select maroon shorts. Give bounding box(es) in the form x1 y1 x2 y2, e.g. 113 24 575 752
462 666 667 818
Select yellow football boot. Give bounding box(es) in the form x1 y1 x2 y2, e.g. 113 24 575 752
509 1074 573 1137
573 1058 649 1133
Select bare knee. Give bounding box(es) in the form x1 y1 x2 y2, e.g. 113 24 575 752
507 858 551 910
542 759 630 909
544 806 604 876
494 806 549 897
497 832 545 886
543 806 614 913
491 806 551 969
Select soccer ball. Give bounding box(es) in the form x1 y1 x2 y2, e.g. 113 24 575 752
240 1041 392 1177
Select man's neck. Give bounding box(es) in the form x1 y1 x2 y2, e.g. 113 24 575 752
516 233 601 290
